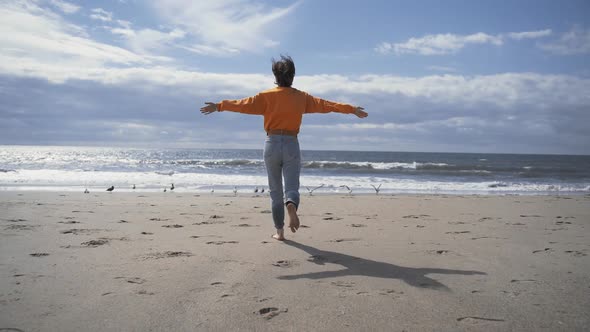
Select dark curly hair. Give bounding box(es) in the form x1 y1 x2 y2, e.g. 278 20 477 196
272 55 295 87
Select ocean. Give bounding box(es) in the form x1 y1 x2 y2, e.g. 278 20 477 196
1 145 589 195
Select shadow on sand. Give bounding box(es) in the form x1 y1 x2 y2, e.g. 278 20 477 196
279 240 486 291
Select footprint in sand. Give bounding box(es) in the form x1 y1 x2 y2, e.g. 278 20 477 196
565 250 587 257
81 239 109 247
60 229 101 235
510 279 536 283
141 232 153 235
149 217 169 221
272 260 295 268
137 290 155 295
350 224 366 227
457 316 505 324
307 255 328 263
115 276 146 284
206 241 239 245
232 224 259 227
445 231 471 234
329 238 361 243
379 289 404 297
29 253 50 257
7 218 27 222
331 281 355 288
194 220 227 225
427 249 451 255
5 224 38 231
58 220 80 224
140 251 193 259
555 220 573 225
403 214 430 219
532 248 553 254
255 307 287 320
162 224 183 228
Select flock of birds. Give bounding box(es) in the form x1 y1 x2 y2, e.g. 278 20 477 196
85 183 384 195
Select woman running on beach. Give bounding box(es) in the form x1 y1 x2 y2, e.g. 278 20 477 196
200 55 368 241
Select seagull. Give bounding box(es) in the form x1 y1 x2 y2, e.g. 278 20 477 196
211 185 215 194
371 184 382 195
233 186 238 196
84 188 89 194
106 186 114 192
164 187 167 192
339 185 353 195
261 187 265 193
254 187 259 193
305 184 324 196
170 183 175 191
132 184 136 190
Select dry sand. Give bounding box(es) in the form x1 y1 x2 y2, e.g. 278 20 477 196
1 191 589 331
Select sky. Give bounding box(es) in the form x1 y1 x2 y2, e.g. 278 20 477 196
1 0 589 154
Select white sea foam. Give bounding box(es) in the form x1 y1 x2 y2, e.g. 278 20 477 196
1 169 588 195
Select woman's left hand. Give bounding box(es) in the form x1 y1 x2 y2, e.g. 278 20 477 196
200 102 218 115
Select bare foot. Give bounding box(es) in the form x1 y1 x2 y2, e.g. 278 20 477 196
272 229 285 241
287 203 300 233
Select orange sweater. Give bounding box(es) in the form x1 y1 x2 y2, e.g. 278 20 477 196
217 87 355 133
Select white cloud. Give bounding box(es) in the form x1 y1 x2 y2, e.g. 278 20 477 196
0 4 587 111
150 0 300 55
378 29 552 55
376 32 503 55
0 0 153 77
539 27 590 55
179 44 240 57
49 0 80 14
111 27 187 54
507 29 552 40
90 8 112 22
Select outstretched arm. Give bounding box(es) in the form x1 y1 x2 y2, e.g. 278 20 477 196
305 94 368 118
200 94 265 116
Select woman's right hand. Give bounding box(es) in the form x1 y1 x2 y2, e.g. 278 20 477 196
200 102 218 115
354 107 368 118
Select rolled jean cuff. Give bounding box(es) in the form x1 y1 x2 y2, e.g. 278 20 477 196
285 200 298 210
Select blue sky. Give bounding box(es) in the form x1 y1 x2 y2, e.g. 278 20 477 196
1 0 589 154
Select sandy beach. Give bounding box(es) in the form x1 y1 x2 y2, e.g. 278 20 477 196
1 191 589 331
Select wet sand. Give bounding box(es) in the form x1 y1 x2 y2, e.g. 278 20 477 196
1 191 589 331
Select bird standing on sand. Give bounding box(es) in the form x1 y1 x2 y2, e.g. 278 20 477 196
163 187 167 192
254 187 259 193
132 184 136 190
170 183 175 191
261 187 265 193
84 188 89 194
107 186 114 192
233 186 238 196
371 184 382 195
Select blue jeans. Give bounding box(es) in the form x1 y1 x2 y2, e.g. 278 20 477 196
263 135 301 229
